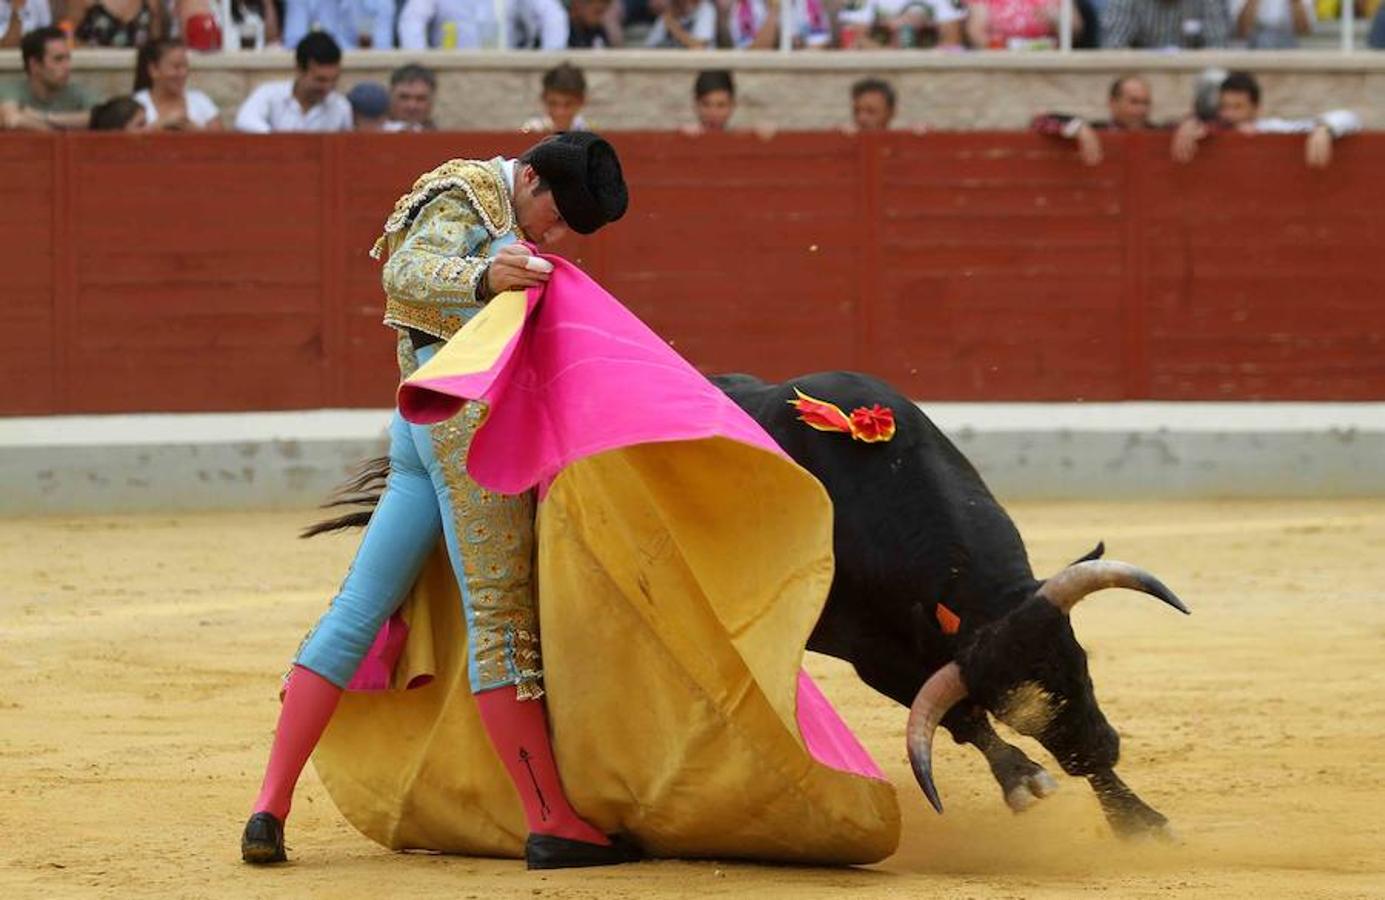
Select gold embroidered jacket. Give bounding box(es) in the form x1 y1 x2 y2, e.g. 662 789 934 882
373 157 524 342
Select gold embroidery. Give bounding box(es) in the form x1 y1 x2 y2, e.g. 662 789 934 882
373 158 515 258
384 298 468 342
429 407 544 698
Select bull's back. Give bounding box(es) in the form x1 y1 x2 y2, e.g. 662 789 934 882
711 371 1033 596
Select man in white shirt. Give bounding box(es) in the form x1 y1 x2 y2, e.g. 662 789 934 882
235 32 352 134
397 0 568 49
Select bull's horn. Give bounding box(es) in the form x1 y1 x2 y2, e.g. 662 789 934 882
1038 560 1190 615
906 662 968 814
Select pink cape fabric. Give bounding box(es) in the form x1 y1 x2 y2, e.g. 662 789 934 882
393 254 883 782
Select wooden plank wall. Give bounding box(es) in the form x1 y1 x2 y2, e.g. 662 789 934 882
1 130 1381 414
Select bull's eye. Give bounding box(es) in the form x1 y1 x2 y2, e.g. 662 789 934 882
997 681 1063 737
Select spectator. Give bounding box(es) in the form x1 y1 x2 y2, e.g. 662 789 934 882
1 0 53 48
1171 71 1362 169
0 26 97 129
1101 0 1230 47
849 77 895 131
89 95 147 130
646 0 715 47
1372 1 1385 48
837 0 965 48
398 0 569 49
388 62 436 130
569 0 616 46
132 38 222 129
68 0 162 47
346 80 392 130
234 32 352 133
1031 74 1156 166
682 68 734 134
522 62 590 134
1233 0 1313 47
965 0 1082 48
720 0 832 48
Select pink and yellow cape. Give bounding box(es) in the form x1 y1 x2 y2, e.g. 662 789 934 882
312 256 901 865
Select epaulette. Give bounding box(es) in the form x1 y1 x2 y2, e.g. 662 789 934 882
370 158 515 259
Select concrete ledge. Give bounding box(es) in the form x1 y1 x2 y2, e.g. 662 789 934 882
3 49 1383 129
3 403 1383 515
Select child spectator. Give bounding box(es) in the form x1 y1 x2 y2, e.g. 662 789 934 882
850 77 896 132
133 38 222 130
89 95 147 130
346 80 393 130
646 0 715 47
569 0 616 46
1171 71 1361 169
682 68 734 135
522 62 590 134
1 0 54 48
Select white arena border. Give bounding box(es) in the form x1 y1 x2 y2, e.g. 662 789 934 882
2 402 1384 515
3 402 1383 447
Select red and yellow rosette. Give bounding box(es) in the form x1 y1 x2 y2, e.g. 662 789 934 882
790 389 897 443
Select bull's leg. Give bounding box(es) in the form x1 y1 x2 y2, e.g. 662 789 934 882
831 639 1059 814
1088 769 1172 838
943 703 1060 813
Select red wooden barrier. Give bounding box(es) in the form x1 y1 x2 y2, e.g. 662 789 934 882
1 130 1382 415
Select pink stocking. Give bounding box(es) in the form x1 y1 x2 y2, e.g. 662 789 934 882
475 686 609 845
251 665 342 821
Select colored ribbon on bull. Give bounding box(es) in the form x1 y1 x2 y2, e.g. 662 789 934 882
790 388 897 443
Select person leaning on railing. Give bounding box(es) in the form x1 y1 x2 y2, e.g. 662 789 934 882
1171 70 1362 170
1030 74 1165 167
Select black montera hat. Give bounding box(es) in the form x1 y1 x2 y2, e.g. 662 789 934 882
524 131 628 235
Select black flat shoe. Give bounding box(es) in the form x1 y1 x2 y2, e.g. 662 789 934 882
524 833 642 870
241 811 288 864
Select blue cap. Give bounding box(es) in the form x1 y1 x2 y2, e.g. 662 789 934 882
347 81 390 119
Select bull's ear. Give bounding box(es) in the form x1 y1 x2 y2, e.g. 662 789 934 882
1067 541 1105 567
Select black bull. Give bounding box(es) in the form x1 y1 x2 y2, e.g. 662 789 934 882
311 370 1189 837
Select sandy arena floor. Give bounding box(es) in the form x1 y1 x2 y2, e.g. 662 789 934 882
2 500 1383 899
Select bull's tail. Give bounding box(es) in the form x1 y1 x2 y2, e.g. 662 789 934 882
300 455 391 538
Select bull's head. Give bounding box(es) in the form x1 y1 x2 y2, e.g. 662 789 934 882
907 559 1189 836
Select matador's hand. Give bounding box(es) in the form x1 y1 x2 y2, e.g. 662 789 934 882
485 244 552 295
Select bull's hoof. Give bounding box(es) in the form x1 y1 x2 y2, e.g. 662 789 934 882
1107 802 1172 839
1004 769 1060 813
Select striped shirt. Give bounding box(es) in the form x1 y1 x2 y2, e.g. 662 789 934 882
1101 0 1231 48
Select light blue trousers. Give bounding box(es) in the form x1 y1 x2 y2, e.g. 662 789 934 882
295 343 541 695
